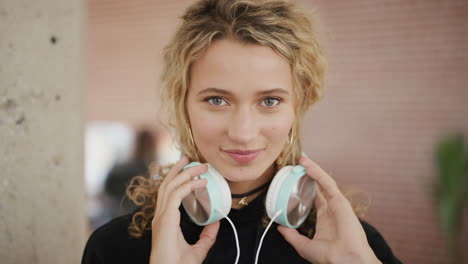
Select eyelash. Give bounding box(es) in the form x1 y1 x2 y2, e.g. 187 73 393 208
204 96 282 107
205 96 227 106
260 96 281 107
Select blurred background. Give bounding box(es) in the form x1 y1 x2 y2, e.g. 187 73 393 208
1 0 467 263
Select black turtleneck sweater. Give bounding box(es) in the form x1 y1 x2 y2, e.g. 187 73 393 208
82 191 402 264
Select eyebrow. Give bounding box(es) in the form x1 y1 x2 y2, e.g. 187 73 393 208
197 87 290 96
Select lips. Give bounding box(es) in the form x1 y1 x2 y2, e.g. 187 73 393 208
223 149 263 164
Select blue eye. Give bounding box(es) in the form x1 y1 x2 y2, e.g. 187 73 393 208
207 96 227 106
261 97 280 107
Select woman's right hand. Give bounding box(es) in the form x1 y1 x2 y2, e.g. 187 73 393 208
149 156 220 264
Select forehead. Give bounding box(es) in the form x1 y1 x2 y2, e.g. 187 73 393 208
189 39 293 94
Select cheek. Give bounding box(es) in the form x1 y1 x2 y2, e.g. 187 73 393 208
189 111 225 146
263 112 294 141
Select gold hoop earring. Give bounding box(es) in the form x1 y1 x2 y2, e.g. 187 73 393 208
289 125 295 146
277 125 295 167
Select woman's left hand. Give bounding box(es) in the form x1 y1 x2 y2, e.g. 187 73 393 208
277 155 382 264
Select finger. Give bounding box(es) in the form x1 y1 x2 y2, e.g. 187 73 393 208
156 156 189 215
277 226 328 263
159 164 208 214
160 156 189 191
330 195 363 237
299 156 341 201
277 226 309 255
192 221 220 261
155 178 207 227
313 188 339 239
300 157 362 236
314 188 328 218
167 177 208 211
165 163 208 199
316 182 362 240
301 158 359 224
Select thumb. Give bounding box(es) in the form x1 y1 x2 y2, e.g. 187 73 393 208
277 225 327 263
192 221 220 260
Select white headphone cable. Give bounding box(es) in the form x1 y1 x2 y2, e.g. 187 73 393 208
216 209 240 264
254 210 282 264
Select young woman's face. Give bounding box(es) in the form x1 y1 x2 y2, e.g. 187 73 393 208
186 38 295 185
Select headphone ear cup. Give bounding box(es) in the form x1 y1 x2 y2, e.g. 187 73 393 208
206 164 232 217
265 165 315 228
265 166 294 223
182 162 232 226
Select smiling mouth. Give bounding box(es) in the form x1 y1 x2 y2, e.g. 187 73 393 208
222 148 264 164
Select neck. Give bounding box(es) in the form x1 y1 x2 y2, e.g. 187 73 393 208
227 163 276 209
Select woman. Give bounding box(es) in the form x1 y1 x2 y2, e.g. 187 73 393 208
82 0 401 263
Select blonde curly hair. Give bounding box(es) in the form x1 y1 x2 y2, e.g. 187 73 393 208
126 0 333 238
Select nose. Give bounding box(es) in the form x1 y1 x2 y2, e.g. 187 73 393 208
227 105 258 145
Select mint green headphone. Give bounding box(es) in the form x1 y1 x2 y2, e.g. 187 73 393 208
182 162 316 228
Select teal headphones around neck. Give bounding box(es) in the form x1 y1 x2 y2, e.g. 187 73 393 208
181 161 316 228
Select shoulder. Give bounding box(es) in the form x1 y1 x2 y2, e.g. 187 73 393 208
359 219 402 264
82 214 151 264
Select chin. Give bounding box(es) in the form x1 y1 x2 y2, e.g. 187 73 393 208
218 165 267 183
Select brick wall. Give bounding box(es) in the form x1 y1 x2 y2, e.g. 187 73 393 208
301 1 468 263
87 0 468 263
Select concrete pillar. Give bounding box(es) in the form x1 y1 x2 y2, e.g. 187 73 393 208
0 0 87 263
